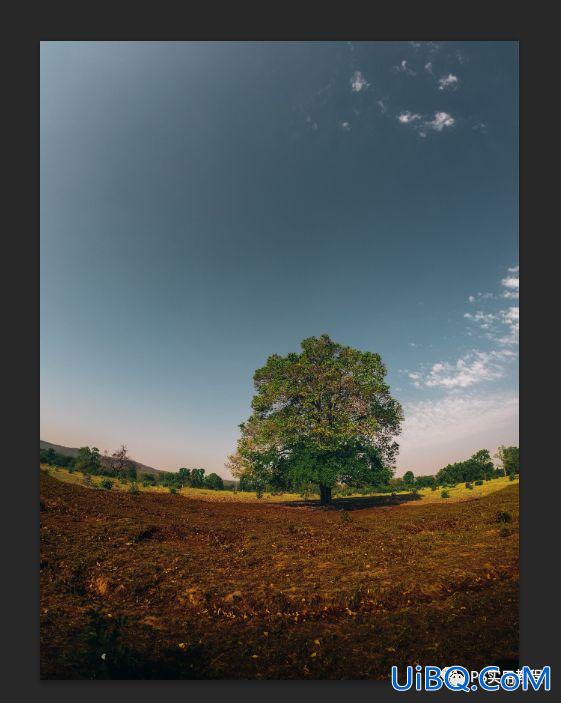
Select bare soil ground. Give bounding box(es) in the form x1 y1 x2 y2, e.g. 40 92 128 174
40 471 518 679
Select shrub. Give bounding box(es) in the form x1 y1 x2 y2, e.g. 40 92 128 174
129 483 139 495
440 490 450 499
169 487 177 494
101 479 114 490
84 474 93 486
465 482 473 490
508 473 516 481
475 480 483 486
497 510 512 523
431 485 437 491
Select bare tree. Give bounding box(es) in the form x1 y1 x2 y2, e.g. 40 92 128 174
111 444 131 477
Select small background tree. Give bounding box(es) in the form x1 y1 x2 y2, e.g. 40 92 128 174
496 445 519 476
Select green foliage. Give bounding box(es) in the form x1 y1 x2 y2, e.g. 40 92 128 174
508 473 516 481
415 474 436 489
101 479 114 490
228 334 403 504
40 446 75 468
436 449 494 485
128 482 139 495
169 487 177 494
204 473 224 490
403 470 415 486
496 445 519 475
440 490 450 499
475 479 484 486
75 446 102 474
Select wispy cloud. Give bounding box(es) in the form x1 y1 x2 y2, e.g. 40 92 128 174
464 311 497 329
501 267 519 299
394 59 416 76
419 112 455 136
340 121 351 131
468 292 494 303
409 350 512 389
409 266 519 392
396 110 455 137
397 111 422 124
350 71 369 93
398 392 518 471
463 267 519 346
438 73 459 91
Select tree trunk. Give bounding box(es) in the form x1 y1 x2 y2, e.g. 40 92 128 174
319 484 332 505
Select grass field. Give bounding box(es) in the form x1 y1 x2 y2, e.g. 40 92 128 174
40 469 518 679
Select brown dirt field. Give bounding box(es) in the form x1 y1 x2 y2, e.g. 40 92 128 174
40 470 519 679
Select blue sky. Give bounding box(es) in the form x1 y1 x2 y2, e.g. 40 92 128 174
40 41 518 476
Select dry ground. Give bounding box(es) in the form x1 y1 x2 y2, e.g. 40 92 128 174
40 471 518 679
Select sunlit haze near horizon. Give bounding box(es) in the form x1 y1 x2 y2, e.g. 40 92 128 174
41 41 518 477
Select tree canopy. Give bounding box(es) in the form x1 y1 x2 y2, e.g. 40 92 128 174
228 334 403 504
436 449 495 485
496 445 519 475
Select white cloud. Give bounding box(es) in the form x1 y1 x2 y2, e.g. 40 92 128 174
420 112 455 136
394 59 416 76
340 121 351 131
501 268 519 299
496 306 519 345
417 350 510 389
501 265 519 299
501 276 519 290
468 292 494 303
400 112 456 138
438 73 459 91
350 71 369 93
463 311 497 329
397 111 422 124
377 98 388 114
398 392 518 471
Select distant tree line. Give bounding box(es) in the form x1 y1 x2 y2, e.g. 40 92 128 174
234 446 520 496
40 444 227 491
41 442 518 496
392 446 520 492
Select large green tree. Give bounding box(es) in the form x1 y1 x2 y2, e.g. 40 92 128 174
228 334 403 504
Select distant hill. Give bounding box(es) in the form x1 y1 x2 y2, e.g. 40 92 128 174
39 440 236 484
40 440 162 476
